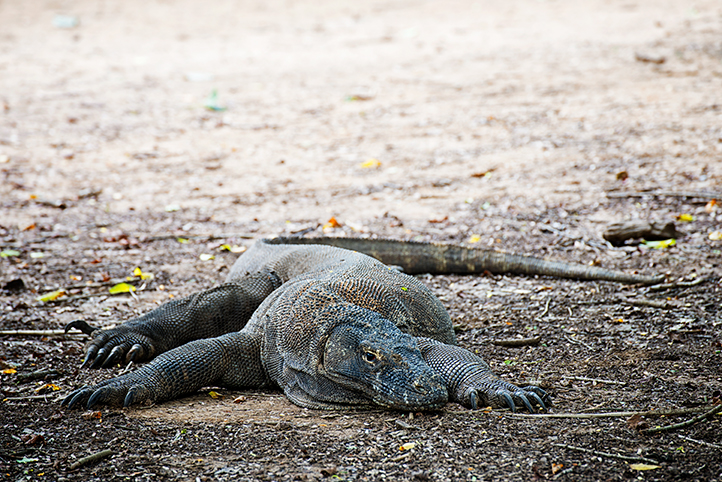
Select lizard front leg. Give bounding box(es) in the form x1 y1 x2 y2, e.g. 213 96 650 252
63 331 270 409
65 270 281 369
417 337 549 412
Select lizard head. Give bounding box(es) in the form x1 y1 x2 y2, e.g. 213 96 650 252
320 317 448 410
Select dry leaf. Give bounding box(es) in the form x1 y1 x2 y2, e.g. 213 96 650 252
109 283 136 294
629 463 660 471
199 253 215 261
704 199 717 213
709 231 722 241
551 463 564 475
323 217 342 229
399 442 416 451
208 391 223 399
3 368 17 374
468 234 481 243
37 290 66 302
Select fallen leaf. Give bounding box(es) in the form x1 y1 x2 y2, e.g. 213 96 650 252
109 283 136 294
199 253 215 261
37 290 66 302
1 249 21 258
132 267 154 280
233 396 247 404
616 171 629 181
323 217 342 229
30 252 44 259
165 204 181 212
468 234 481 243
399 442 416 451
677 213 695 222
177 237 189 244
709 231 722 241
629 463 660 471
208 391 223 399
360 158 381 169
626 413 648 430
471 170 494 178
82 411 102 420
3 368 17 374
551 463 564 475
16 457 38 464
35 383 60 393
643 239 676 249
705 200 717 213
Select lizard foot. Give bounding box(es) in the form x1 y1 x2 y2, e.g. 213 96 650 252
458 378 551 413
65 322 158 369
62 376 154 409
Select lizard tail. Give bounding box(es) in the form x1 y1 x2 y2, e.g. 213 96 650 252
266 237 664 285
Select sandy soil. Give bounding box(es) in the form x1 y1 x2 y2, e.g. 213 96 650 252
1 0 721 481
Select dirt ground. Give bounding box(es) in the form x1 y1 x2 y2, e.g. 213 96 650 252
1 0 721 480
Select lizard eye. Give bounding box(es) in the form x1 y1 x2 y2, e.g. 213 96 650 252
364 351 377 363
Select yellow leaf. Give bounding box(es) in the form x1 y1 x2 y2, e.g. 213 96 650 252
643 239 676 249
177 237 189 244
219 244 246 253
677 213 694 222
199 253 215 261
35 383 60 393
37 290 66 302
709 231 722 241
468 234 481 243
360 158 381 169
399 442 416 451
629 463 660 471
109 283 136 294
208 391 223 399
132 267 154 280
30 252 45 259
3 368 17 374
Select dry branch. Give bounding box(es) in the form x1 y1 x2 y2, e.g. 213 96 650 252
506 406 719 420
551 443 660 465
68 449 114 470
492 337 541 347
642 404 722 435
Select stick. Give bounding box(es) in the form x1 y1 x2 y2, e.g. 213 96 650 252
506 406 719 419
642 404 722 435
562 376 627 386
0 330 85 338
617 295 672 309
563 334 593 350
493 337 541 347
677 434 722 449
551 443 660 465
68 449 114 470
606 190 722 200
648 277 709 292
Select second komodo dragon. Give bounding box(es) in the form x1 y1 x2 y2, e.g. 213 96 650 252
63 237 663 412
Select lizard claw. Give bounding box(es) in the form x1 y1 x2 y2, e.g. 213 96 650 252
64 319 97 335
79 325 157 369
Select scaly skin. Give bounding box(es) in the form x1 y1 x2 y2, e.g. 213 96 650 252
63 236 657 412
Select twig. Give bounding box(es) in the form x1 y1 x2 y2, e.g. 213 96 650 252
17 369 61 382
617 295 673 309
2 394 64 401
144 232 255 241
493 337 541 347
0 329 85 338
506 406 719 419
537 297 551 320
68 449 114 470
553 466 576 480
562 375 627 386
677 434 722 449
563 334 593 350
551 443 660 465
642 404 722 435
606 190 722 200
648 277 709 292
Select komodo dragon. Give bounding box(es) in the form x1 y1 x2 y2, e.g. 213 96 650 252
63 237 663 412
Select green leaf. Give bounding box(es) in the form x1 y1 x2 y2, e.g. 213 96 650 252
1 249 21 258
109 283 136 294
16 458 38 464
